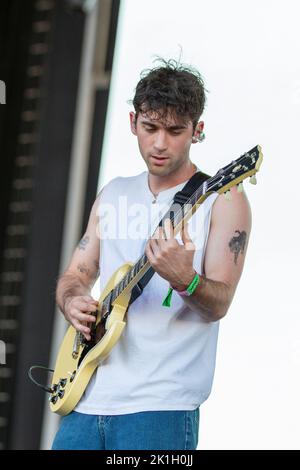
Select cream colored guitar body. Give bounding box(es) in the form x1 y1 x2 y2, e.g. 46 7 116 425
49 262 133 415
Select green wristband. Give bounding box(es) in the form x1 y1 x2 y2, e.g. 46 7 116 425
162 273 200 308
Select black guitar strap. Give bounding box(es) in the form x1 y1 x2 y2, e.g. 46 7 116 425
129 170 211 305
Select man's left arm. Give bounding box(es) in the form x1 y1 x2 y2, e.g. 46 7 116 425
176 186 252 321
146 185 252 322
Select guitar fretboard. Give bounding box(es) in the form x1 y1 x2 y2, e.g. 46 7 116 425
102 145 262 309
108 177 210 305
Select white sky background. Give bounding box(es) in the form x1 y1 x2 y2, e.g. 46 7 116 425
95 0 300 449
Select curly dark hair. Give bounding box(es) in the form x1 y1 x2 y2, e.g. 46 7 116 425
132 58 207 130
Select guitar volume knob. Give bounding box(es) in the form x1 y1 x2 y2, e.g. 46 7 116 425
59 378 67 388
50 395 58 404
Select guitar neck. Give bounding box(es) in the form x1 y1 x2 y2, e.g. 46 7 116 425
103 144 263 308
108 182 213 305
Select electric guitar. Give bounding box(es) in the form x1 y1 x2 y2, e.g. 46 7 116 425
49 145 263 415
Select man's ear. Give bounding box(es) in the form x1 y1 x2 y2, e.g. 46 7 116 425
192 121 204 143
130 111 137 135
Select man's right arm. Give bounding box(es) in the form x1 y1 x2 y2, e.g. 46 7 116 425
56 194 101 340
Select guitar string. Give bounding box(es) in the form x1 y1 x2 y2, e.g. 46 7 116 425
103 152 255 310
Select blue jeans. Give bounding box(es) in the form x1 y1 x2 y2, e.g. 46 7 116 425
52 409 199 450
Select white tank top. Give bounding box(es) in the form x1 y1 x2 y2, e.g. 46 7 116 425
76 170 219 415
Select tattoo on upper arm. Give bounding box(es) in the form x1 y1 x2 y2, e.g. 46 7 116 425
78 236 89 250
229 230 247 264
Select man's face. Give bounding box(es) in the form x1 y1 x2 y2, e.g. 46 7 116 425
130 110 201 177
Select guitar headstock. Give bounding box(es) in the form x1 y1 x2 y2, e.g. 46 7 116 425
207 145 263 196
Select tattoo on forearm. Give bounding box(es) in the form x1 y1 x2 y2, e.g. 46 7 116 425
229 230 247 264
78 236 89 250
77 263 90 276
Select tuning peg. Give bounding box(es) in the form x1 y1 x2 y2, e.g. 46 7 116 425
224 190 232 200
249 174 257 185
237 182 244 193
